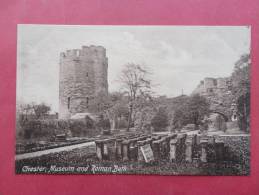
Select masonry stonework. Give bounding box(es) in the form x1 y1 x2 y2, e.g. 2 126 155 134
59 45 108 119
192 77 231 95
192 77 235 121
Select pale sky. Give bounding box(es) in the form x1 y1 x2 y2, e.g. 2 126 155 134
17 25 250 112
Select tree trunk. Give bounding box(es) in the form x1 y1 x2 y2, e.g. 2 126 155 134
111 118 116 130
127 106 133 131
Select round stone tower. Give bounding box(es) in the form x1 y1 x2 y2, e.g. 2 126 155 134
59 45 108 119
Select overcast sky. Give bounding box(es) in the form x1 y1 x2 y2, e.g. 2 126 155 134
17 25 250 112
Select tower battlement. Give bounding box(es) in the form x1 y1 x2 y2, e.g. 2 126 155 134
60 46 106 60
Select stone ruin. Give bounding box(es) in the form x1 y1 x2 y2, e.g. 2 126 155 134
59 45 108 119
192 77 239 132
192 77 232 96
94 133 229 164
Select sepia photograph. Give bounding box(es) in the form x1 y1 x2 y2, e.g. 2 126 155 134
16 25 251 175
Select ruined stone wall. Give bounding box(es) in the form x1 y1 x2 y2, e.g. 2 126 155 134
59 46 108 119
192 76 234 120
192 77 231 95
217 78 227 89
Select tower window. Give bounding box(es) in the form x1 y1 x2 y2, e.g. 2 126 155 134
86 72 88 77
207 88 213 93
86 97 89 107
213 79 217 86
67 97 70 109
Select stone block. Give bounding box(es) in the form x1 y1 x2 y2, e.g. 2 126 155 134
215 140 225 161
102 138 116 160
169 138 178 162
129 146 138 161
122 140 130 161
200 139 208 163
137 141 145 161
152 140 162 160
185 137 194 162
95 140 103 160
115 139 123 160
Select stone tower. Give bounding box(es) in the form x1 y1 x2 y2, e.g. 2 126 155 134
59 45 108 119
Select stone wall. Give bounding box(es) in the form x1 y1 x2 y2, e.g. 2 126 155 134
59 46 108 119
192 76 234 120
193 77 230 95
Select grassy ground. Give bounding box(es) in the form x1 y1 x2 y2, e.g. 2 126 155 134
16 136 250 176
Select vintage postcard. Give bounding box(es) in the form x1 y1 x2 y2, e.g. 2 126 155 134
16 25 250 175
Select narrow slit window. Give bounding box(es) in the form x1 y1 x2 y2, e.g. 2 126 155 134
86 72 88 77
67 97 70 109
86 97 89 107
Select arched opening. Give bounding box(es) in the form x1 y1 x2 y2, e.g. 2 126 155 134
209 110 228 122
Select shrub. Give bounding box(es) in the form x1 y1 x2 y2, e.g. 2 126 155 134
96 114 110 130
117 118 128 129
151 107 168 131
18 116 99 140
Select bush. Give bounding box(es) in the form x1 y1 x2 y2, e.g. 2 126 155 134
237 93 250 132
19 116 99 140
151 107 168 131
69 118 96 137
23 120 54 139
117 118 128 129
96 114 110 130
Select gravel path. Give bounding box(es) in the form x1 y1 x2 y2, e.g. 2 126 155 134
15 141 95 160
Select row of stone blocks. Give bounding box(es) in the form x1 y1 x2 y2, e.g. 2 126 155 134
95 133 226 163
185 134 226 163
95 134 150 161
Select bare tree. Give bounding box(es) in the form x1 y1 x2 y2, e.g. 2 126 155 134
119 63 153 131
17 102 51 121
32 103 51 119
17 103 34 127
91 92 128 130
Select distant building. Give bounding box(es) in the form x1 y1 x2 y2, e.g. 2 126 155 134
192 77 232 96
59 45 108 119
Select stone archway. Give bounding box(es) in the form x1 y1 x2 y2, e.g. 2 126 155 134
207 111 229 132
209 110 229 122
